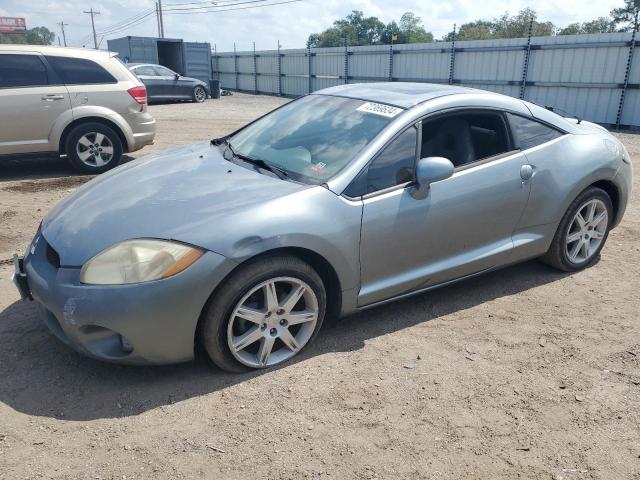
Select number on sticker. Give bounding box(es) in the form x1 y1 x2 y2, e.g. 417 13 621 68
356 102 403 118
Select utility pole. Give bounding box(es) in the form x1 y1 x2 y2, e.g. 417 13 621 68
155 3 161 37
83 8 100 49
57 20 68 47
157 0 165 38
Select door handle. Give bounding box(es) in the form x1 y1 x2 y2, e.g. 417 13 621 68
42 94 65 101
520 164 535 182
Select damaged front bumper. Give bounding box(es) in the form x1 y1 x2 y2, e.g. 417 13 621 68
18 232 236 365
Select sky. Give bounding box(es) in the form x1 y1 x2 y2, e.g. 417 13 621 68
0 0 625 52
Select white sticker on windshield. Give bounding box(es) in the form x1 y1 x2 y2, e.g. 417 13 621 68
356 102 403 118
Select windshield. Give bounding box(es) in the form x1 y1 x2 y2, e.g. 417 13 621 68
228 95 399 184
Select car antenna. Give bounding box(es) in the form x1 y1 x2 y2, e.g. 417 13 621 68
544 105 582 124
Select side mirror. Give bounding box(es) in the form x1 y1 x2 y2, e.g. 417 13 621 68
174 73 180 79
411 156 454 199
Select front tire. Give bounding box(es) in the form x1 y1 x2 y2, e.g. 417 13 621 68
201 255 326 372
192 85 207 103
65 122 123 174
541 186 613 272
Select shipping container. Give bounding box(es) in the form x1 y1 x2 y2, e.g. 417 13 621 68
107 36 212 83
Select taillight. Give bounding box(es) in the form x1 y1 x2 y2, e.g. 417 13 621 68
127 86 147 105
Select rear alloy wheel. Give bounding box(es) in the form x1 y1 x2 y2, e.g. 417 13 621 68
564 198 608 265
193 85 207 103
541 187 613 272
65 122 123 174
201 255 326 372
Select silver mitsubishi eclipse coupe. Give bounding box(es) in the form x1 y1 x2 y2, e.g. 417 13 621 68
13 83 632 372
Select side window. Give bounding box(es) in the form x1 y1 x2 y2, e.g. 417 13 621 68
366 126 417 193
134 66 157 76
45 56 117 85
0 54 48 88
420 112 510 168
507 113 563 150
154 66 175 76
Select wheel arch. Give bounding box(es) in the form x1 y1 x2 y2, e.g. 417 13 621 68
590 179 620 227
59 117 129 154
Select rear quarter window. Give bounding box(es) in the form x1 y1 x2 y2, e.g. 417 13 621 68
0 54 48 88
507 113 564 150
45 56 117 85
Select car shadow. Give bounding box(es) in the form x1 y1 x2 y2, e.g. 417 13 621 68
0 154 137 182
0 260 570 421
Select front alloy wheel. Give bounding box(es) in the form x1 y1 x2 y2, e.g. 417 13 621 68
227 277 319 368
193 86 207 103
201 255 326 372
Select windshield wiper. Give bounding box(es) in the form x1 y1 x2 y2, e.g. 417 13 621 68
224 141 289 180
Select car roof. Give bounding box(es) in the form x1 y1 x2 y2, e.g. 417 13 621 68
0 44 117 59
314 82 504 109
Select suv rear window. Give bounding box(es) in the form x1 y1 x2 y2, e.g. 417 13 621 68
0 54 48 88
45 56 117 85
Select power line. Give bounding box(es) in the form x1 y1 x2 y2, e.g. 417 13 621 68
70 10 156 47
164 0 303 14
96 8 155 33
163 0 264 6
83 8 100 49
164 0 268 9
97 11 155 36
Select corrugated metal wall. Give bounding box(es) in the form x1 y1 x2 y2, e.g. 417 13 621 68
212 32 640 128
183 42 212 83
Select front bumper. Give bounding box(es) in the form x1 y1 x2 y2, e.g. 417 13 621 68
17 235 235 365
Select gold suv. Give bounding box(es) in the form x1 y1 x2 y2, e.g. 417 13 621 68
0 45 156 173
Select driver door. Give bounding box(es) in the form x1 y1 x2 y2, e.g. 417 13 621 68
356 110 531 306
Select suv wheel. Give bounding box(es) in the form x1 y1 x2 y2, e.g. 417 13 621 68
192 86 207 103
65 122 123 174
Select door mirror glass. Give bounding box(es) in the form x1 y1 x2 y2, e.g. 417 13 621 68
412 156 454 199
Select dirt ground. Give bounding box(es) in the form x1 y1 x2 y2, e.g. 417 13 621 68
0 94 639 480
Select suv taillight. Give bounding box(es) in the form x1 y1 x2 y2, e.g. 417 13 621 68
127 86 147 105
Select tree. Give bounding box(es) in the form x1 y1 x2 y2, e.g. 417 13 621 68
611 0 640 31
308 10 433 47
558 17 616 35
493 8 555 38
442 9 555 41
0 26 55 45
398 12 433 43
443 20 494 41
307 10 385 47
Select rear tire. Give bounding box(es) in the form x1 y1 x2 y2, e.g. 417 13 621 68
65 122 123 174
541 186 613 272
192 85 207 103
201 255 326 372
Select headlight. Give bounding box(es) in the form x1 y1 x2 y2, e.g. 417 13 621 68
80 239 203 285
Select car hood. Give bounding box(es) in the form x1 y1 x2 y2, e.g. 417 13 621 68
182 75 205 85
42 142 311 266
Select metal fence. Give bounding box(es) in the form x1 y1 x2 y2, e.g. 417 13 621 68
212 31 640 128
